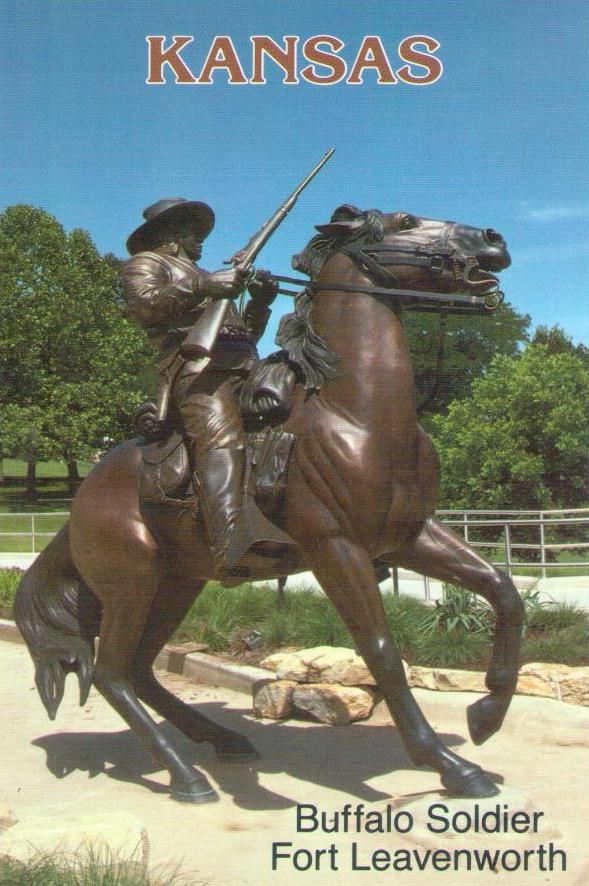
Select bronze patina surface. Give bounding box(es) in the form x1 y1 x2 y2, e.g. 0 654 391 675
15 203 522 805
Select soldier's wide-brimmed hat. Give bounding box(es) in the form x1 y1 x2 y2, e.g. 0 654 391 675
126 198 215 255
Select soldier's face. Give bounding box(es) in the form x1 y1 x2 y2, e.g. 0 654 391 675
179 233 203 261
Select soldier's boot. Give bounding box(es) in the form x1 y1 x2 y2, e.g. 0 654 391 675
194 447 292 575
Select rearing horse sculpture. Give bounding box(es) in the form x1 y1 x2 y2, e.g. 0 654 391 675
15 205 523 804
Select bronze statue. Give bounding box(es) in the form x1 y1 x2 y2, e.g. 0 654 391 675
15 196 523 805
123 197 289 575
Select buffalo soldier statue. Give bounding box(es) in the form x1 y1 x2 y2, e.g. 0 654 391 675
122 197 288 575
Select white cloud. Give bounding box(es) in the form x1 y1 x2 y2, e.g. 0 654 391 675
523 206 589 222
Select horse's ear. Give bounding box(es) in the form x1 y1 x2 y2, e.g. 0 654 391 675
315 204 366 235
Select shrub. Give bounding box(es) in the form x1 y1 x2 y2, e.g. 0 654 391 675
525 600 587 632
382 594 431 652
422 585 493 636
0 568 23 606
164 582 589 668
522 623 589 665
414 628 490 668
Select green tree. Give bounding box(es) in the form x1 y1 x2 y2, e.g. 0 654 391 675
0 205 152 494
532 323 589 368
431 343 589 510
405 303 530 419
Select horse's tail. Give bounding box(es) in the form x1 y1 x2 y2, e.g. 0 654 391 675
13 523 102 720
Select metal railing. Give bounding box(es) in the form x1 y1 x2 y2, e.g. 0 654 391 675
0 508 587 576
437 508 589 578
0 511 69 554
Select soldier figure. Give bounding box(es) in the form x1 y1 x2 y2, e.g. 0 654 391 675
123 198 286 574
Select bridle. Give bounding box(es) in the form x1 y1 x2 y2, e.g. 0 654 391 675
271 221 504 315
267 219 506 413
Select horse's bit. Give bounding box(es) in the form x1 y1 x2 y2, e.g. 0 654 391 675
271 220 504 315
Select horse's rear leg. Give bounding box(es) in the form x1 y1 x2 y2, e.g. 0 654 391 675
92 570 218 803
132 576 258 760
395 516 524 745
306 537 498 798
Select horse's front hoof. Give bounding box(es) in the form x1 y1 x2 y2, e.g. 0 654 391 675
467 694 510 745
441 765 499 799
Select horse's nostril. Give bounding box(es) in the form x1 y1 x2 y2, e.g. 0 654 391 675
483 228 503 246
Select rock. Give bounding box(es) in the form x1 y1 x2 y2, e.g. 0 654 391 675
260 650 589 707
0 812 149 867
515 673 554 698
520 662 589 706
253 680 297 719
408 662 589 707
408 666 438 690
260 651 310 682
292 683 376 725
303 647 376 686
560 670 589 707
409 666 486 693
261 646 408 686
0 807 17 835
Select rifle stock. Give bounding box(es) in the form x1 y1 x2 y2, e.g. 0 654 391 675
181 298 230 361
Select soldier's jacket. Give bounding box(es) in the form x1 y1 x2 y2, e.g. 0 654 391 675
122 250 270 373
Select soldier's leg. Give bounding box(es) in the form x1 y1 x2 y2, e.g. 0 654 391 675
173 366 289 573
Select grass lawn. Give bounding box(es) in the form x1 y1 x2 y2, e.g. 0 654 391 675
0 512 69 552
0 459 92 518
1 458 93 479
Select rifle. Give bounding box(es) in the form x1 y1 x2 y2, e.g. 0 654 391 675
180 148 335 362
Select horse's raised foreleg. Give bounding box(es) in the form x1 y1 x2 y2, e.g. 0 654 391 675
132 576 258 761
305 536 498 798
92 573 219 803
395 516 524 745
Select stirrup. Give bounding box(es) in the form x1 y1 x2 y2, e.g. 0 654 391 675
223 499 294 572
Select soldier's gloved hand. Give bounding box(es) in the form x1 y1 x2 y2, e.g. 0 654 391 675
248 268 279 305
196 267 248 300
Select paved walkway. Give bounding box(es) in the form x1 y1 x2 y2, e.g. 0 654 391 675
1 639 588 884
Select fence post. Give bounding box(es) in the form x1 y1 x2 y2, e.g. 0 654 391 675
31 513 36 554
504 522 512 577
424 575 431 603
276 576 287 607
392 566 400 596
539 512 547 578
463 512 469 543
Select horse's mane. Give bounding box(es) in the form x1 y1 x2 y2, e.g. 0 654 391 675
276 290 339 390
276 206 384 390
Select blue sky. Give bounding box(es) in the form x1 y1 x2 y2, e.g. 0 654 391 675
1 0 588 353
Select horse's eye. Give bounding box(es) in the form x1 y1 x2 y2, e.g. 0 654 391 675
401 215 415 230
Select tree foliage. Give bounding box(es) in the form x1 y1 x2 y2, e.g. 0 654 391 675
0 205 152 465
532 323 589 369
405 302 530 419
431 342 589 509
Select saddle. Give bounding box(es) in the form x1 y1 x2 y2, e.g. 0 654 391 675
139 352 298 523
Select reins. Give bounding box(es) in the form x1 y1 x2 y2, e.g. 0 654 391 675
270 233 503 315
273 273 503 314
266 228 504 414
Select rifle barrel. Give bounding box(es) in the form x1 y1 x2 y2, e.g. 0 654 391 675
182 149 334 361
237 148 335 269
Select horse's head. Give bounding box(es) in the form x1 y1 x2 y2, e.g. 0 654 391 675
298 204 510 295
